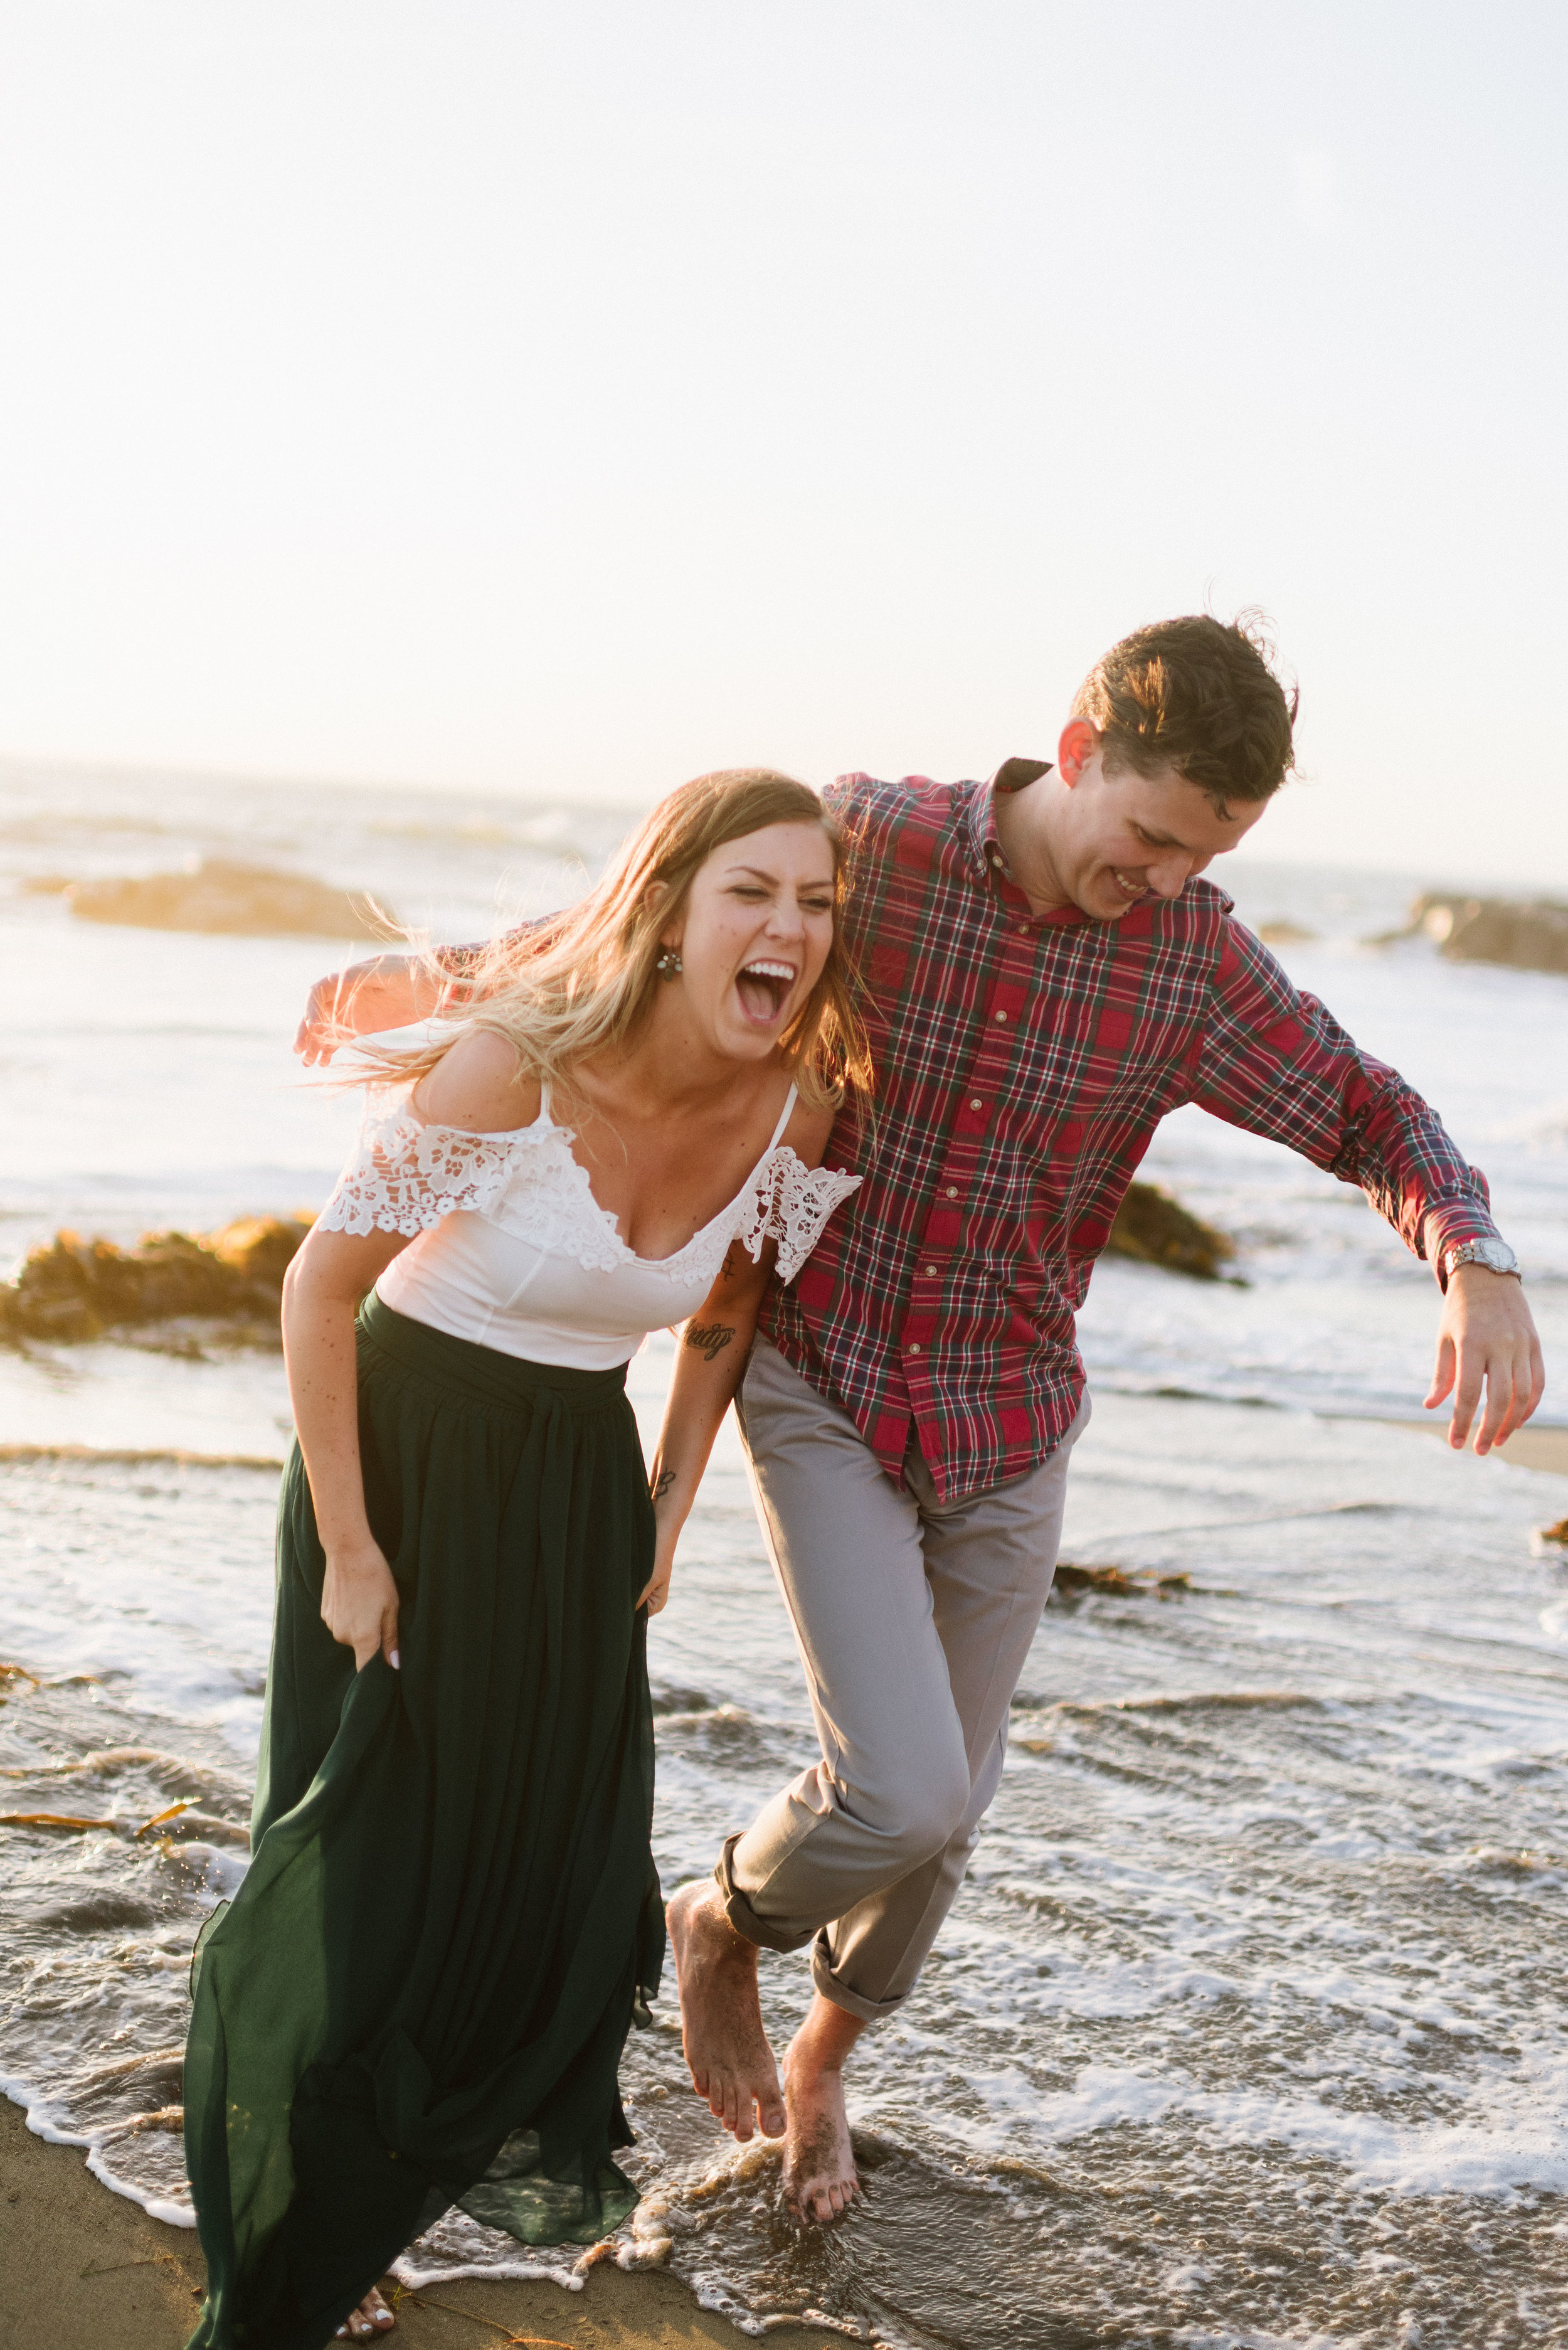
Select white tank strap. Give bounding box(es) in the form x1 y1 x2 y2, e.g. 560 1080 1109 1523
767 1082 799 1151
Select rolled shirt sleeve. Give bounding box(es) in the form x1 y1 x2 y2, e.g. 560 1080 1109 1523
432 918 554 1007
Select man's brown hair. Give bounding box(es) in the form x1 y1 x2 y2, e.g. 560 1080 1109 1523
1072 613 1298 813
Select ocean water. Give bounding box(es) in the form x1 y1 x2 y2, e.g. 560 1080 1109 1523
3 763 1567 2349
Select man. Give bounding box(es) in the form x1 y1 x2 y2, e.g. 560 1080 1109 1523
297 615 1544 2226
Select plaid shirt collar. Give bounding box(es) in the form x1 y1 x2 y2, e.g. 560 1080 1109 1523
960 757 1102 935
958 757 1053 891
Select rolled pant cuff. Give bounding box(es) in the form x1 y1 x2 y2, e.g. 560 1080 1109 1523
809 1931 906 2024
713 1834 817 1955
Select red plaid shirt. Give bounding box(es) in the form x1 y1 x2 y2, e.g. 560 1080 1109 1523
761 764 1500 1502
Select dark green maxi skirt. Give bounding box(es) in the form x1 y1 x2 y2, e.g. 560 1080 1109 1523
182 1296 665 2350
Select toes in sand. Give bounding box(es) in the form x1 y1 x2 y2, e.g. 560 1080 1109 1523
781 2046 860 2225
336 2283 396 2337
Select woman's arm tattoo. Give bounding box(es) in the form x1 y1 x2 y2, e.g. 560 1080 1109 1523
652 1467 677 1501
684 1320 735 1364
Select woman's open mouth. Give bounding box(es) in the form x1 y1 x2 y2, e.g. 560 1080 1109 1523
735 959 797 1024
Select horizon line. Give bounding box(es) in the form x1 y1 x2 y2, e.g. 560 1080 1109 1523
1 748 1562 900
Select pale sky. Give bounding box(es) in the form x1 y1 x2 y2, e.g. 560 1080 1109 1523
1 2 1564 883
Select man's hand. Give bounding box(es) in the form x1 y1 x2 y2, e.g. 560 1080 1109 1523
1426 1265 1545 1454
294 953 433 1065
295 970 352 1066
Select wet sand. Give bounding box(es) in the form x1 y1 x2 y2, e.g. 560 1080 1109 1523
0 2098 840 2350
1391 1416 1568 1477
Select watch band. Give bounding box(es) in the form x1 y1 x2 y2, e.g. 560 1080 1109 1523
1444 1238 1520 1280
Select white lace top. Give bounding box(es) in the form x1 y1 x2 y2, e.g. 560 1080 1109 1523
317 1083 862 1370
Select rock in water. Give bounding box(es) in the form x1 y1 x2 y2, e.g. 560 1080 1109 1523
1369 891 1568 976
0 1218 313 1345
206 1216 314 1289
1106 1181 1236 1281
1051 1561 1193 1597
65 858 389 939
1441 898 1568 974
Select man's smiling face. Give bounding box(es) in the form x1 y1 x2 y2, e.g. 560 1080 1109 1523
1047 728 1266 922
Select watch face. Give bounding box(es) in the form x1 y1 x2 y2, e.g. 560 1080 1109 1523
1461 1239 1517 1273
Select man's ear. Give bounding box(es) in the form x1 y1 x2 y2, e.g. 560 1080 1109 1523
1056 718 1099 788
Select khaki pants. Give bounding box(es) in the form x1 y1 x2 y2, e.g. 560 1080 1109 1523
719 1338 1087 2023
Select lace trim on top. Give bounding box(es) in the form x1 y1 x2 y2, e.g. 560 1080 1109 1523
737 1154 863 1285
316 1097 861 1284
315 1102 534 1240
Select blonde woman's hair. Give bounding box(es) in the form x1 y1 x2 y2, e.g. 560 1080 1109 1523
359 768 872 1114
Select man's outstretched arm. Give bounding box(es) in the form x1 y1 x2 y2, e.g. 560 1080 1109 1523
1192 921 1545 1457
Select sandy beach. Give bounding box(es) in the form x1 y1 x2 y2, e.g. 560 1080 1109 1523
0 2098 842 2350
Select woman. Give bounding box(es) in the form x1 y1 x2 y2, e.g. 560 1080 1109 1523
182 770 867 2349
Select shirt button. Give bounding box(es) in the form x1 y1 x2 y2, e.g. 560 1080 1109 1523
995 1009 1007 1022
1017 924 1029 935
908 1341 922 1354
970 1097 983 1110
946 1185 958 1198
924 1264 938 1276
990 853 1004 869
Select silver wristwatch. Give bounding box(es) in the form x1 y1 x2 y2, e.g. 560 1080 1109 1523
1444 1236 1521 1281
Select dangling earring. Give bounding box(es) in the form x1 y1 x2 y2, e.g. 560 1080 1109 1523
655 946 683 978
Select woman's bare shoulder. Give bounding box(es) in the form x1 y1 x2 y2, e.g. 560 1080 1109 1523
413 1028 543 1134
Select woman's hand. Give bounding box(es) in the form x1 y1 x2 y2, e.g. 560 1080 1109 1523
637 1536 677 1617
283 1226 410 1671
320 1535 402 1670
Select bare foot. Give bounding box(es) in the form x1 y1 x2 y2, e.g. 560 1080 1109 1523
666 1879 785 2140
781 1996 863 2224
336 2284 396 2337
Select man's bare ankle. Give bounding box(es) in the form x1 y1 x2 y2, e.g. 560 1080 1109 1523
787 1992 867 2083
688 1883 747 1949
670 1880 760 1975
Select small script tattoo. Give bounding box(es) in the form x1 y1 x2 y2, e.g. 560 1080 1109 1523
685 1320 736 1364
652 1468 677 1501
